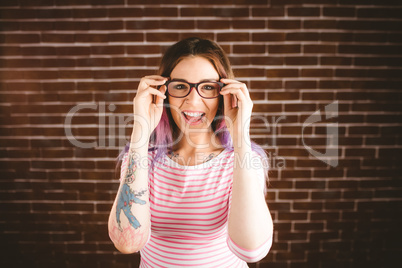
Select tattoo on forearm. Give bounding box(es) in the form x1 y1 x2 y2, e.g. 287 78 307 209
125 150 139 184
116 186 147 231
116 150 147 231
109 224 148 250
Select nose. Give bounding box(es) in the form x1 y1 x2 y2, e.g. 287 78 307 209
186 86 202 103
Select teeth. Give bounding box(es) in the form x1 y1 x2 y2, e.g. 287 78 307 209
183 112 203 117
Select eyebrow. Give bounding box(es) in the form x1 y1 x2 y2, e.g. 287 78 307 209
170 78 220 83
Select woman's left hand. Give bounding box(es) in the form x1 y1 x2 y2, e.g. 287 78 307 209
220 78 253 146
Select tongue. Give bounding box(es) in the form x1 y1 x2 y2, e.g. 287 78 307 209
185 114 203 122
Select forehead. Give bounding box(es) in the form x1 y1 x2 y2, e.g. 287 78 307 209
170 56 219 82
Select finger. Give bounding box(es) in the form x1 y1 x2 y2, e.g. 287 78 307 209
145 75 168 80
139 76 168 91
222 90 232 112
220 87 246 103
155 85 167 104
221 79 250 98
146 86 166 99
220 78 240 83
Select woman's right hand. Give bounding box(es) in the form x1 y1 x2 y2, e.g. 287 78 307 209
133 75 168 136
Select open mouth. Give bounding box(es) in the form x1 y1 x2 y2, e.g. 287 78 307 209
182 111 205 125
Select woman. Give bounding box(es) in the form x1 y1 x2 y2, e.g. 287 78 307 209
108 37 273 267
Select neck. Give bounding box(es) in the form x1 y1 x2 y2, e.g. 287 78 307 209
173 129 222 155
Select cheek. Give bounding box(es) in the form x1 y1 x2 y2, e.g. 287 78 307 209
168 97 182 123
208 99 220 118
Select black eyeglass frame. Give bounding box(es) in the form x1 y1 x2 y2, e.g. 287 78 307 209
164 79 226 99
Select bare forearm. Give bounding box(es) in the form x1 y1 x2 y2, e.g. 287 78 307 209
228 139 273 250
108 129 151 253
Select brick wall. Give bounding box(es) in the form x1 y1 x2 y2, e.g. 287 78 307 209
1 1 401 267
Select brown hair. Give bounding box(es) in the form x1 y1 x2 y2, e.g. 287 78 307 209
155 37 234 143
158 37 234 79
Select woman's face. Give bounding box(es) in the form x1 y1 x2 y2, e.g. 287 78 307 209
168 56 220 134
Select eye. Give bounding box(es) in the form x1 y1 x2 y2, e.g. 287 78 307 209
201 83 219 90
171 83 189 90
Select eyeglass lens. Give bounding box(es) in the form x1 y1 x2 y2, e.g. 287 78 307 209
167 81 221 98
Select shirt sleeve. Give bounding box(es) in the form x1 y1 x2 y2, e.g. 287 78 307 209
226 150 272 262
227 235 273 263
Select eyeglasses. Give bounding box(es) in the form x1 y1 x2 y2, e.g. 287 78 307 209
164 79 225 99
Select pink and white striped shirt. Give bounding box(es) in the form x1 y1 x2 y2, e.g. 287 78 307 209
121 148 272 267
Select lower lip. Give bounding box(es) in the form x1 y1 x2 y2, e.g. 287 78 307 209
182 113 205 125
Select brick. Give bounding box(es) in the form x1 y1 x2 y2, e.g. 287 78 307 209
320 56 352 65
284 103 317 112
232 20 265 29
358 8 402 18
234 45 266 55
181 7 249 17
109 8 143 17
268 20 301 29
285 80 317 89
281 169 312 179
267 91 299 101
218 33 250 42
301 68 333 77
266 69 299 77
310 212 340 220
277 232 307 241
233 68 265 77
252 32 285 42
295 180 325 189
0 8 37 19
146 32 180 42
302 92 334 100
252 7 285 17
126 20 160 29
338 20 402 31
143 7 178 17
288 7 320 17
268 45 301 54
160 20 195 29
286 32 319 41
339 45 402 55
349 126 379 135
310 231 339 241
197 20 229 29
354 57 402 67
250 56 284 65
285 57 318 65
319 80 352 89
233 0 268 4
311 191 341 200
278 212 309 221
91 45 125 55
276 252 305 260
4 34 40 44
325 201 354 210
304 20 337 29
323 7 356 17
304 45 336 54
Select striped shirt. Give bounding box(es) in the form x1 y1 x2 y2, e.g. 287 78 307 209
121 148 272 267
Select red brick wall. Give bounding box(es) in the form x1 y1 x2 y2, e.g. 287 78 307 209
1 1 401 267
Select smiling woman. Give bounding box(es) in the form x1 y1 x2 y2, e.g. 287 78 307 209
108 37 273 267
